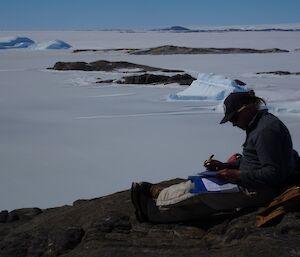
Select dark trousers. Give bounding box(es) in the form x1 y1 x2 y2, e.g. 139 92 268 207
143 188 277 223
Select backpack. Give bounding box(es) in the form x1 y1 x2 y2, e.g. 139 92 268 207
256 186 300 227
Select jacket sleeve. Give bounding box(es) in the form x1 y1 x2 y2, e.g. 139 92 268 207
240 127 290 188
223 160 240 169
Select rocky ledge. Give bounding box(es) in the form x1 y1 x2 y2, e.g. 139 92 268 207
48 60 183 73
73 45 289 55
1 179 300 257
257 71 300 75
97 73 196 86
49 60 196 86
130 45 289 55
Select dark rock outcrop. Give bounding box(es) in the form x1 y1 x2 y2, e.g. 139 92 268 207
73 48 139 53
1 179 300 257
116 73 196 85
1 208 42 223
48 60 183 73
72 45 289 55
95 79 115 84
130 45 289 55
233 79 247 86
256 71 300 75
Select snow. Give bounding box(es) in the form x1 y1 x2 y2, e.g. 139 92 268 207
33 40 72 50
0 36 35 49
169 73 248 101
0 31 300 210
1 30 300 50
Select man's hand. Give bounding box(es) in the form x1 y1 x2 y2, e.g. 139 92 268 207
204 159 226 171
217 169 241 183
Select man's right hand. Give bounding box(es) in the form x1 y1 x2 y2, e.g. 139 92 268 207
204 159 226 171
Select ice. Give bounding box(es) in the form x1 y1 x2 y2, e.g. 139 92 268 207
169 73 248 101
0 36 71 50
0 36 35 49
33 40 72 50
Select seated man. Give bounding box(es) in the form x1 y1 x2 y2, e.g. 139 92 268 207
131 90 298 223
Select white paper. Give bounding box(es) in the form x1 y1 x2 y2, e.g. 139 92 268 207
202 178 239 192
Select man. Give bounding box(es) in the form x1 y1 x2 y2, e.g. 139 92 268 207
131 90 297 223
206 90 295 191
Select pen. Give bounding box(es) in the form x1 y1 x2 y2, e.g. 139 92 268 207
208 154 214 162
204 154 214 166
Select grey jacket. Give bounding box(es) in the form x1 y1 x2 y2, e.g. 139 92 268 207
238 110 294 189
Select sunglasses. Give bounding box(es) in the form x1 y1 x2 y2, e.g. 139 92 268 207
229 105 247 123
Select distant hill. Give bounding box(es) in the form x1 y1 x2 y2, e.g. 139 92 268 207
151 26 193 32
151 26 199 32
150 24 300 33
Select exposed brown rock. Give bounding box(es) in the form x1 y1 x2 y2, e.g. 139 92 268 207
129 45 289 55
72 45 289 55
233 79 247 86
256 71 300 75
0 211 8 223
48 60 184 73
73 48 139 53
1 178 300 257
116 73 196 85
95 79 114 84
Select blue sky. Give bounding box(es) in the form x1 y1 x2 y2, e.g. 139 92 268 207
1 0 300 30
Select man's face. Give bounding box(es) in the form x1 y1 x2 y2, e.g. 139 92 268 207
229 107 254 130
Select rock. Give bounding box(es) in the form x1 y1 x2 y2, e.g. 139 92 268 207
51 61 93 71
95 79 114 84
1 179 300 257
167 74 197 85
72 46 289 55
0 210 8 223
130 45 289 55
116 73 196 85
46 227 84 256
73 48 139 53
256 71 300 75
118 74 170 84
48 60 183 73
233 79 246 86
6 208 42 222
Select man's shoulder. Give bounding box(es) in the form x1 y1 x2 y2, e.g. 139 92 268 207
259 111 288 133
260 111 282 125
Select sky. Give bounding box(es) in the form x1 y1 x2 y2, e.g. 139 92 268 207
0 0 300 30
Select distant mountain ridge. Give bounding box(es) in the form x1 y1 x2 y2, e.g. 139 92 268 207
152 25 300 33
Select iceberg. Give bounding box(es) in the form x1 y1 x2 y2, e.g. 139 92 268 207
33 40 72 50
0 36 35 49
169 73 248 101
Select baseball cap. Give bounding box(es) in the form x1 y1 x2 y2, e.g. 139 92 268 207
220 91 254 124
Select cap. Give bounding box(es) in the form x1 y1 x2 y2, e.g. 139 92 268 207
220 91 254 124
